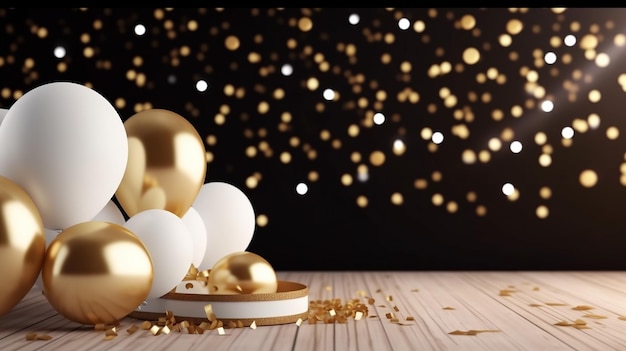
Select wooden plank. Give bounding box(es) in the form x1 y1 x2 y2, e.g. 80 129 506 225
5 272 626 350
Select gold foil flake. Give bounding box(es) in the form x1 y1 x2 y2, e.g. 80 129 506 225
236 320 244 328
26 332 53 341
618 316 626 321
406 316 415 321
367 298 375 305
499 289 516 296
555 319 589 328
572 305 594 311
386 295 393 302
329 309 336 316
355 311 363 320
443 306 456 310
296 318 303 326
393 305 400 312
149 325 161 336
204 304 215 321
198 321 211 330
390 318 400 323
217 327 225 335
583 314 607 319
545 302 568 306
227 321 237 328
449 329 501 335
127 325 139 334
250 321 257 329
161 325 171 335
141 321 152 330
105 328 117 337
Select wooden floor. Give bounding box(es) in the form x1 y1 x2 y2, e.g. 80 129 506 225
3 271 626 350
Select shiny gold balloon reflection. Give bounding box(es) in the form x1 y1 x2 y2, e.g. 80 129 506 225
42 221 153 325
208 251 278 294
116 109 207 218
0 176 46 316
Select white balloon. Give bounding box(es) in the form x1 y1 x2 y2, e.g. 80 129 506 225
0 82 128 230
0 108 7 126
92 199 126 225
193 182 256 271
124 209 193 299
181 207 207 268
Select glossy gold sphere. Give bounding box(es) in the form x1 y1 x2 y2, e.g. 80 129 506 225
208 251 278 294
42 221 154 325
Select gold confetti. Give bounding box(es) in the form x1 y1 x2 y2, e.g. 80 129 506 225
393 305 399 312
296 318 303 326
217 327 225 335
532 287 540 291
161 325 171 335
499 289 516 296
204 304 215 321
545 302 569 306
250 321 257 329
355 311 363 320
443 306 456 310
329 309 336 316
449 329 500 335
386 295 393 302
141 321 152 330
367 298 375 305
105 328 117 337
149 325 161 336
406 316 415 321
618 316 626 321
36 334 53 340
25 332 37 340
572 305 594 311
583 314 607 319
127 325 139 334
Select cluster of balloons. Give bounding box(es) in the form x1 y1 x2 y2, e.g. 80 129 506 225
0 82 257 325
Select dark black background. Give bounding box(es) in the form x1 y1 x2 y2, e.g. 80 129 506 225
3 8 626 271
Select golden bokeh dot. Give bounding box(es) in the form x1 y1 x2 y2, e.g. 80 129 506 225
431 171 442 182
475 205 487 216
431 193 444 206
446 201 458 213
256 214 268 227
369 150 386 166
390 192 403 206
506 18 523 35
466 191 477 202
461 149 477 164
225 35 240 51
298 17 313 32
414 178 428 189
606 126 620 140
535 205 549 219
341 173 353 186
308 170 319 182
356 195 368 208
462 47 480 65
579 169 598 188
460 14 476 30
539 186 552 199
538 153 552 167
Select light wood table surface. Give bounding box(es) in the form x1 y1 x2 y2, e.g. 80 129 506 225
2 271 626 350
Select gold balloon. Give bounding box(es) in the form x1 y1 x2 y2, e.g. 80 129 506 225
0 176 46 316
42 221 153 325
116 108 207 218
208 251 278 294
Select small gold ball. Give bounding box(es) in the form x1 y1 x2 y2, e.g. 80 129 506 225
208 251 278 294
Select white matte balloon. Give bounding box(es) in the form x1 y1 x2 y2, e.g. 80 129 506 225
124 209 193 299
92 199 126 225
0 108 7 126
0 82 128 230
193 182 256 271
181 207 207 268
